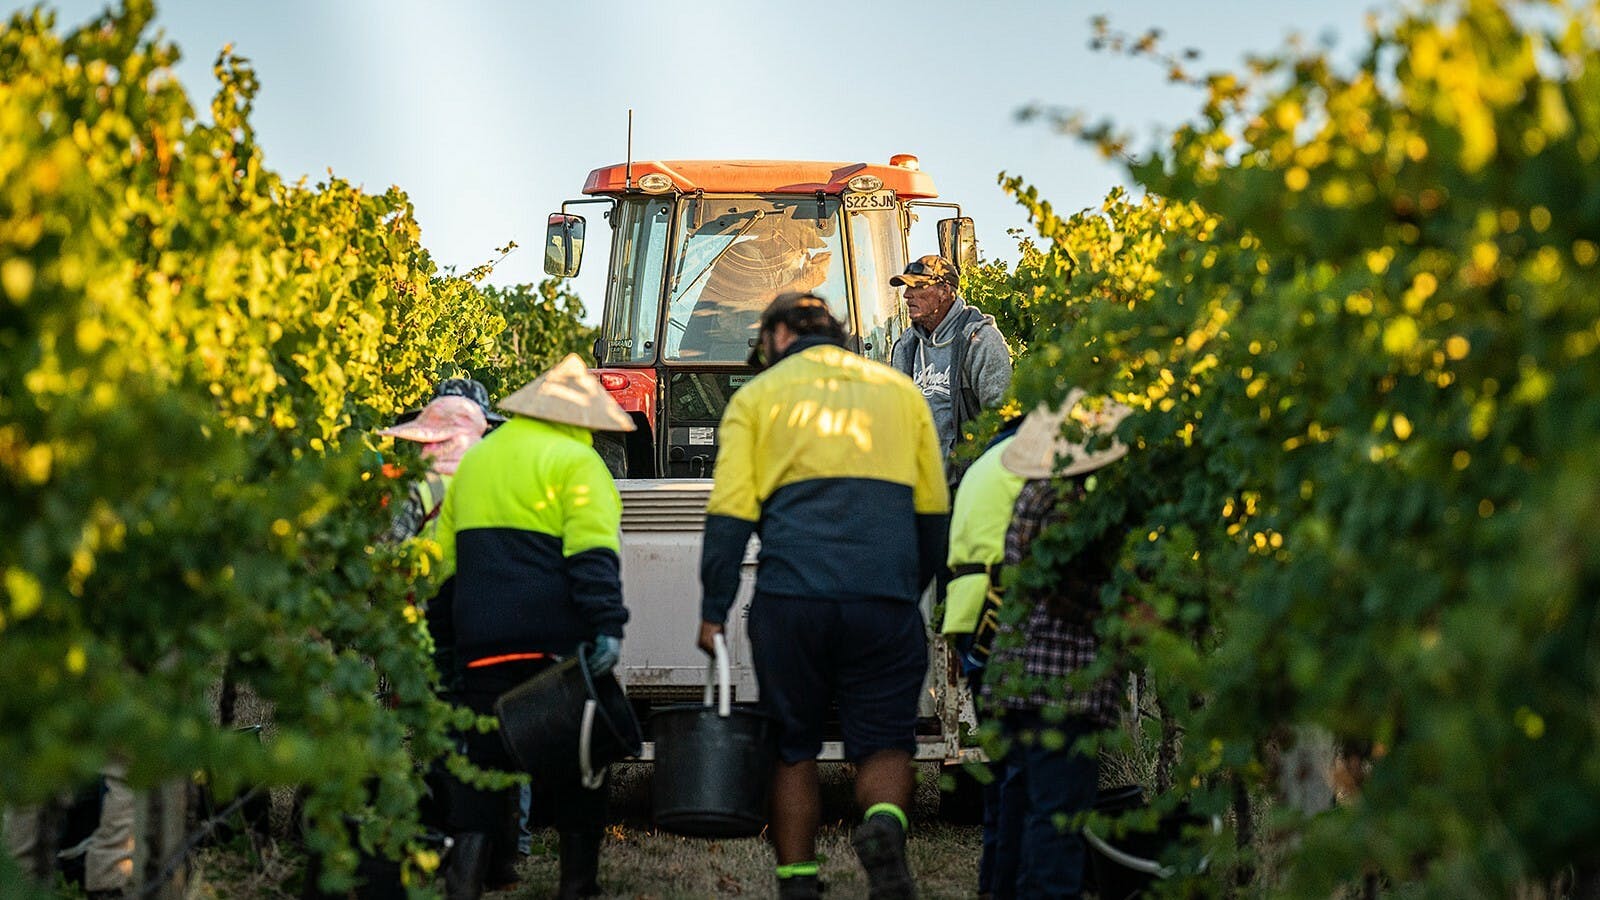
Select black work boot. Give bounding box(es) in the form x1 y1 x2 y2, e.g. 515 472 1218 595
777 873 824 899
486 796 522 891
555 830 603 899
444 833 490 900
851 814 917 900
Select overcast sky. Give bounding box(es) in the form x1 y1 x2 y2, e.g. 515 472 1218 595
36 0 1380 314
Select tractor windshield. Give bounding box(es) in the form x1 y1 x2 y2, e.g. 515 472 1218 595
663 196 848 363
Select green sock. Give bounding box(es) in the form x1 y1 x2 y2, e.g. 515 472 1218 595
776 861 819 879
863 801 909 832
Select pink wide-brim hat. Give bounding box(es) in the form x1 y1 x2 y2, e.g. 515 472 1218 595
379 395 488 444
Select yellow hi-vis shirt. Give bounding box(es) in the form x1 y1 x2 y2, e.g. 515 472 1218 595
437 415 627 661
942 436 1025 634
700 339 950 623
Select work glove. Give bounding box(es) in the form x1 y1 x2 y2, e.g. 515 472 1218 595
958 646 989 677
586 635 621 676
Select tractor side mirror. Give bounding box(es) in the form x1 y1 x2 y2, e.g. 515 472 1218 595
544 213 586 278
936 217 978 274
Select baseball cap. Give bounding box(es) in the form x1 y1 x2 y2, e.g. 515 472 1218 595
890 254 959 289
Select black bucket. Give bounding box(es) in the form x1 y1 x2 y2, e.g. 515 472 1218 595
494 645 643 783
649 635 778 839
1085 784 1208 900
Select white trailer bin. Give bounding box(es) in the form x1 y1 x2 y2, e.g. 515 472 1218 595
613 479 979 763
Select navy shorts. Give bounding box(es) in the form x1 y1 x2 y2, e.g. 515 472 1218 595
747 592 929 764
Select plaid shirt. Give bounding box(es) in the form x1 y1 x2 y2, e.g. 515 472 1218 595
379 472 447 546
984 478 1124 726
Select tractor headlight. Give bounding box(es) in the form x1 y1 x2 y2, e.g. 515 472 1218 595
638 172 674 194
847 174 884 193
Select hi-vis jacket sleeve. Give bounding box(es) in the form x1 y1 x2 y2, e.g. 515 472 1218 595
913 396 951 592
701 392 759 625
560 451 628 638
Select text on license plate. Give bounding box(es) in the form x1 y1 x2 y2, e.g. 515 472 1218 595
843 190 896 212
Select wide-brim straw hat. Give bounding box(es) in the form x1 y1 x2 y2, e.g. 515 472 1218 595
379 395 487 443
1001 389 1133 479
498 353 637 432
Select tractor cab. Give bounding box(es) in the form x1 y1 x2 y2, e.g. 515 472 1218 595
544 157 974 479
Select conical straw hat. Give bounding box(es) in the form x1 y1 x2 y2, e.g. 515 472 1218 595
498 354 637 432
1001 389 1132 480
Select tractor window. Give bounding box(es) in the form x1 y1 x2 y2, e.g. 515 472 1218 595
601 199 672 365
664 196 848 363
848 206 908 364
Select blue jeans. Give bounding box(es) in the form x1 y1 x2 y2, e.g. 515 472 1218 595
979 753 1026 898
1002 711 1099 900
518 782 533 855
965 659 1025 899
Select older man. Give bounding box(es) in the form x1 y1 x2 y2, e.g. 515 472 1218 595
888 255 1012 463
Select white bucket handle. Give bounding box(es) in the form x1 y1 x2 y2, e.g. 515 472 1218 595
702 633 732 717
1082 828 1168 877
578 698 603 790
1082 813 1222 878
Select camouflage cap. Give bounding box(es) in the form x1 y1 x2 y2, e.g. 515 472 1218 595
434 377 506 423
890 254 959 289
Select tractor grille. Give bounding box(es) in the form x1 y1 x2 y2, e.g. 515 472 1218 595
622 683 723 703
619 482 712 532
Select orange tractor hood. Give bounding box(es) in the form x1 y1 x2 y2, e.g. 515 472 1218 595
582 159 938 198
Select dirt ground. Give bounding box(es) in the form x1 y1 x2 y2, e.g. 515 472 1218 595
499 822 980 900
190 763 982 899
500 763 978 900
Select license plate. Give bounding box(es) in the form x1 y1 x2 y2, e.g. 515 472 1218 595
843 190 896 212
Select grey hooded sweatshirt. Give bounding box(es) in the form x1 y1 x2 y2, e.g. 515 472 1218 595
889 296 1012 455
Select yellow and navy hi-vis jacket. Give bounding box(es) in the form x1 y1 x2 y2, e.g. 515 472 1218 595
437 416 628 663
941 435 1025 635
700 337 950 624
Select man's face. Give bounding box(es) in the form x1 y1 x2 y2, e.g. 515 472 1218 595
904 282 955 331
759 328 779 368
751 322 795 370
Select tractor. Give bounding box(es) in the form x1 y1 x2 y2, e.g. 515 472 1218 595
542 156 980 764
